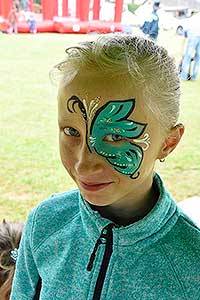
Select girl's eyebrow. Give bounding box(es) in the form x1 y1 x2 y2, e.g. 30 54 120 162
58 115 74 123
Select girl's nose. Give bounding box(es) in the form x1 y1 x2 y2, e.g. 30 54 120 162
74 145 104 177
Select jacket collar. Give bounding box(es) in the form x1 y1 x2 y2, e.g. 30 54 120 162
79 173 179 247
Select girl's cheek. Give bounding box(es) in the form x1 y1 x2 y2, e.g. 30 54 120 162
60 142 75 162
60 146 75 171
59 135 78 167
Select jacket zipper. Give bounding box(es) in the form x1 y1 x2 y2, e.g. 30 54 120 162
87 223 115 300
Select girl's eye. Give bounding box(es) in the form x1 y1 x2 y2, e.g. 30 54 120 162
104 134 124 142
63 127 80 137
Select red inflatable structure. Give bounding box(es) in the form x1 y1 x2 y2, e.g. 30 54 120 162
0 0 124 34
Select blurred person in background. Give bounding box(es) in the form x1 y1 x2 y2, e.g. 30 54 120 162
28 11 37 34
14 0 20 12
140 1 160 40
180 13 200 81
21 0 29 11
8 4 18 34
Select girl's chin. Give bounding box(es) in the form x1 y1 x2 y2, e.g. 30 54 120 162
81 191 114 207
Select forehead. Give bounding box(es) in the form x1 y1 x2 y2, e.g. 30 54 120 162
58 72 148 120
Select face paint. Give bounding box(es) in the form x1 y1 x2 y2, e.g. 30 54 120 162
67 96 150 179
67 95 91 152
133 133 151 151
89 99 148 179
82 97 101 120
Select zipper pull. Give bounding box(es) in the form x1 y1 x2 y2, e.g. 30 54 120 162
87 224 115 272
87 238 104 271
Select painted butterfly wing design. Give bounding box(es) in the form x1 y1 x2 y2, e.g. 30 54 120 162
89 99 147 178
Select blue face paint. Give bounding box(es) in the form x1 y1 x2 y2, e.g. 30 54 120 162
67 96 148 179
89 99 147 179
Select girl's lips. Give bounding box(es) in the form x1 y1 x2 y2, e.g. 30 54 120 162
79 181 112 192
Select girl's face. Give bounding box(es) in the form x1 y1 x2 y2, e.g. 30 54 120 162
58 72 165 208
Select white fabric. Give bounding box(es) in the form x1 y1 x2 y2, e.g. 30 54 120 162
178 197 200 226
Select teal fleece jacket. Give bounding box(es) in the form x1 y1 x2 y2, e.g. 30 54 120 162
11 174 200 300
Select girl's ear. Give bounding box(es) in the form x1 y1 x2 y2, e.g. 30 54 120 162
158 124 185 160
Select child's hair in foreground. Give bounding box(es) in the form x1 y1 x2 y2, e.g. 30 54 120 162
0 219 23 300
51 34 180 132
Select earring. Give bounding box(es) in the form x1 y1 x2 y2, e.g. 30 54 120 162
159 158 165 163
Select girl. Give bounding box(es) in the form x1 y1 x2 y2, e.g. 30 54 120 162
11 34 200 300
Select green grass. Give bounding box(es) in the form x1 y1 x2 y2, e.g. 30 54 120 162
0 31 200 221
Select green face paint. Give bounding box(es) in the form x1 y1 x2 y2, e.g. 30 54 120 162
67 96 148 179
89 99 147 179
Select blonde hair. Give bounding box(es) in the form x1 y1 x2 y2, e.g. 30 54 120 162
51 33 180 131
0 219 23 300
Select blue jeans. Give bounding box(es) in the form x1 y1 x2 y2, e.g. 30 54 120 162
180 35 200 80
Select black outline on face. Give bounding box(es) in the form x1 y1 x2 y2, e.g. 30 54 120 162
89 99 146 179
90 99 147 138
66 96 147 180
67 95 92 153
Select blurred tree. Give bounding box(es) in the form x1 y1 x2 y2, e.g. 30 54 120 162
128 2 139 13
34 0 41 4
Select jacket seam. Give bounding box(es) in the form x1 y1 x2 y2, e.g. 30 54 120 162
115 209 179 248
30 207 38 252
30 207 81 253
159 242 188 300
178 214 200 232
